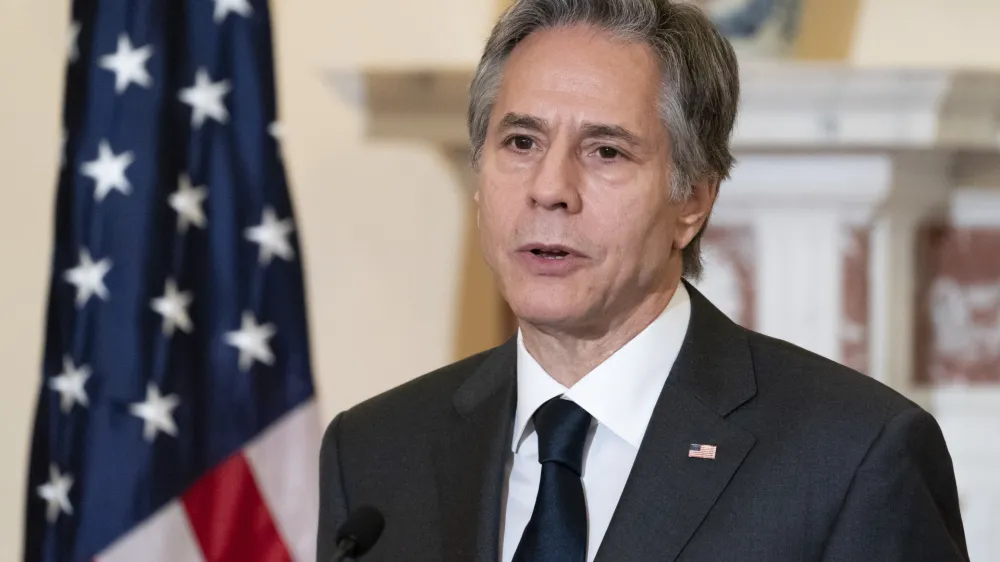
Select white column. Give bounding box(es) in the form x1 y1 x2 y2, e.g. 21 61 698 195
715 153 894 363
866 154 952 391
753 209 844 361
867 210 921 390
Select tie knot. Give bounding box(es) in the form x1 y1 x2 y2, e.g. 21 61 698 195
533 398 592 476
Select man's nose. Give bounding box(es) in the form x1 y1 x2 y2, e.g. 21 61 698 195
526 152 583 213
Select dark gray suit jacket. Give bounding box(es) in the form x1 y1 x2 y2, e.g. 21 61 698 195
317 283 968 561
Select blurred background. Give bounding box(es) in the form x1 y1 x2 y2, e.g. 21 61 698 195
2 0 999 560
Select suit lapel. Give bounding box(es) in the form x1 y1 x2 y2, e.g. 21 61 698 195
595 282 758 562
594 385 755 562
432 338 517 562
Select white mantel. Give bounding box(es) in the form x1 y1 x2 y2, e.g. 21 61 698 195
326 61 1000 561
327 61 1000 152
732 62 1000 150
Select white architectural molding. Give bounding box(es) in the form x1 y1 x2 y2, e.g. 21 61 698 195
753 208 844 360
326 62 1000 153
709 153 892 360
733 63 950 149
937 72 1000 151
869 213 919 390
948 187 1000 227
865 154 952 391
712 152 953 372
711 153 893 224
325 67 470 147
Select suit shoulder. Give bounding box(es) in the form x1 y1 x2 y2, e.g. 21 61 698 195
745 329 917 422
332 346 498 435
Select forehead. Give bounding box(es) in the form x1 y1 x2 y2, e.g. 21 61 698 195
493 25 663 131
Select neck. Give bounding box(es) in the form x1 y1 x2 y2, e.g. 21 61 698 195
519 278 681 388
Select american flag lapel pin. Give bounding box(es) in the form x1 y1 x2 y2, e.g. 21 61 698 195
688 443 717 460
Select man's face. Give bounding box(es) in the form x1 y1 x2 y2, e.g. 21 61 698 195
476 25 694 334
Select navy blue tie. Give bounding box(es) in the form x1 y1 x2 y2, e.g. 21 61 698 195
512 398 593 562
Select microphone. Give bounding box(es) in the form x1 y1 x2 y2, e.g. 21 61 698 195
329 505 385 561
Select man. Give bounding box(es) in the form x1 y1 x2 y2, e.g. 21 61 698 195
317 1 969 560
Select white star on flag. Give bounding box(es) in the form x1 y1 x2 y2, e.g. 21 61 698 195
225 311 276 372
244 206 295 265
98 34 154 94
151 279 194 336
64 248 112 308
178 68 231 129
169 176 208 233
80 140 135 201
68 21 80 63
267 121 282 139
129 383 181 443
213 0 254 23
48 356 91 414
37 464 74 523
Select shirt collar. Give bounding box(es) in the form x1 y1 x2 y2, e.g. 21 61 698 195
512 282 691 452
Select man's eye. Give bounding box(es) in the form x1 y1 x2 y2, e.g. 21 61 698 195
598 146 620 159
510 136 534 151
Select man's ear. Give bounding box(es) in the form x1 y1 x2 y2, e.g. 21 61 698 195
674 178 719 250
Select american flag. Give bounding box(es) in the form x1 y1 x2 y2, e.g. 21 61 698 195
688 443 718 460
23 1 320 560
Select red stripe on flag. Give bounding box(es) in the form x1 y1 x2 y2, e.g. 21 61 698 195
182 452 292 562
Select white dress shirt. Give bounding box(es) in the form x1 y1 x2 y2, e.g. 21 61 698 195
500 283 692 562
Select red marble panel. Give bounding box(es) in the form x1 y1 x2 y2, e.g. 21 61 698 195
695 226 756 328
841 227 870 374
916 225 1000 384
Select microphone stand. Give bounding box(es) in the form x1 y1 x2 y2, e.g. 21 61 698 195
329 537 359 562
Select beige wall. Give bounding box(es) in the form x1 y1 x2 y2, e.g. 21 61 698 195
852 0 1000 69
1 0 69 556
272 0 495 413
2 0 1000 558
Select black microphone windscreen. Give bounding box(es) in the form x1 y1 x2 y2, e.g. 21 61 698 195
336 505 385 556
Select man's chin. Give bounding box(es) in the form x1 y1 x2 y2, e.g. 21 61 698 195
508 297 590 331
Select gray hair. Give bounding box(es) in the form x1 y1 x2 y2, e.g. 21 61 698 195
467 0 740 279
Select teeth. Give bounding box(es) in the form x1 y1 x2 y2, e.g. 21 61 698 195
530 249 569 259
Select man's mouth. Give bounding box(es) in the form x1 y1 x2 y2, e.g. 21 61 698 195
530 248 570 260
520 244 582 260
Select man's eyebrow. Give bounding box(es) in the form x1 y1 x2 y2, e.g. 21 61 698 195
496 112 549 133
495 114 645 146
579 122 643 146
